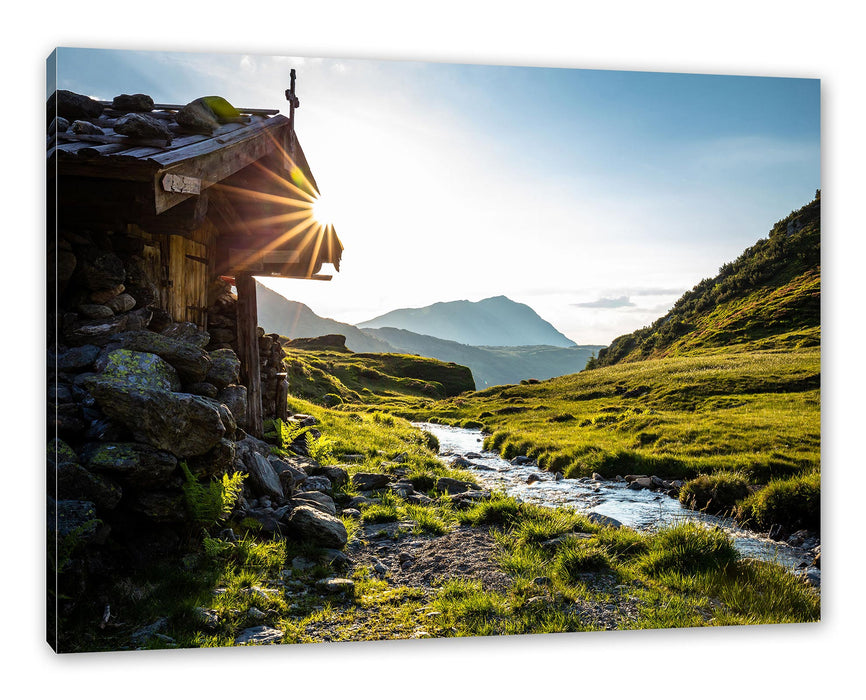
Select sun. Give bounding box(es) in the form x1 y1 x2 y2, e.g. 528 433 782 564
312 193 337 227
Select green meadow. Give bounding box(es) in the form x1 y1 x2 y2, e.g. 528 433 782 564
378 348 820 531
59 399 818 652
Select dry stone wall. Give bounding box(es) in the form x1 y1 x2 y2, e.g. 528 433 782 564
49 228 345 621
49 230 251 563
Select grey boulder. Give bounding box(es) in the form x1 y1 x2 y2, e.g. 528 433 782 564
285 505 347 549
118 330 212 384
205 349 241 390
244 452 284 501
86 377 226 456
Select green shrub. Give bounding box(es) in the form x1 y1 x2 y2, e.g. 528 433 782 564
555 542 611 582
361 503 400 523
736 471 820 531
403 504 451 535
637 523 738 576
484 431 510 452
306 433 335 465
419 430 440 453
502 439 532 460
455 493 522 526
361 491 401 523
539 452 572 473
590 527 649 562
512 506 595 545
372 411 395 426
406 469 436 493
323 393 343 407
264 418 309 451
679 472 751 516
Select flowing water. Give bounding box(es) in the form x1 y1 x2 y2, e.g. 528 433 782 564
416 422 818 573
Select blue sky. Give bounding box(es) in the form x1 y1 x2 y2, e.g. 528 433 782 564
54 47 820 345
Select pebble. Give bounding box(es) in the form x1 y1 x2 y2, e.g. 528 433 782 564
247 607 266 622
235 626 284 645
291 556 316 571
372 558 388 575
315 577 355 595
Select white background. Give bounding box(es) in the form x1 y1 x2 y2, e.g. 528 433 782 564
10 1 861 697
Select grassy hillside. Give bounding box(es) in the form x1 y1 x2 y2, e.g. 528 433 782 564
414 349 818 479
591 195 820 367
71 394 818 651
280 336 475 406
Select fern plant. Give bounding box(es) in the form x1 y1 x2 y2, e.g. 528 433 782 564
180 462 246 528
264 418 310 452
306 432 335 465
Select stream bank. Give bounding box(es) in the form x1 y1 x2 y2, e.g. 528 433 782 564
416 422 820 583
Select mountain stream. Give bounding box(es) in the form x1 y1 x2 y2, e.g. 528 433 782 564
416 422 818 574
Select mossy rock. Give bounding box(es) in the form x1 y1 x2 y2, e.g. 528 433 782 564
85 377 226 457
48 438 78 466
205 348 240 389
81 441 177 488
101 348 181 391
118 330 211 383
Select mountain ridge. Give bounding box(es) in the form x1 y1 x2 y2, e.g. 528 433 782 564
256 282 396 354
254 283 598 387
358 295 577 348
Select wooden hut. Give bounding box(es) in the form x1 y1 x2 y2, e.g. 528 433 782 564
48 87 342 437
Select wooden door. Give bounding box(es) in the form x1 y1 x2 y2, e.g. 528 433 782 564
168 235 208 326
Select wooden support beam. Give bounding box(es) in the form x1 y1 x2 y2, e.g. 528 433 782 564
153 123 287 214
236 273 263 438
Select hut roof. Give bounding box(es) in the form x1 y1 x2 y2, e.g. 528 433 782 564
48 92 342 279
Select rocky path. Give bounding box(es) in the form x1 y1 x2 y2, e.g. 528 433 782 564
292 522 648 643
349 523 513 592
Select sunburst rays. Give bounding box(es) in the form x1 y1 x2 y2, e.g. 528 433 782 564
212 131 339 278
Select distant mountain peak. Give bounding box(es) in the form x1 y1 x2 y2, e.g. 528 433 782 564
358 296 576 348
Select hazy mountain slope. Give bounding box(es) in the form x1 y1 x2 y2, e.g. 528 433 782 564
592 195 821 367
255 282 397 354
358 295 576 347
256 284 596 386
364 326 602 388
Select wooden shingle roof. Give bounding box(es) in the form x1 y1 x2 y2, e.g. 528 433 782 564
49 100 293 214
49 92 342 278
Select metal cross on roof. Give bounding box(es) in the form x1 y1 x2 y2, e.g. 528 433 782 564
285 68 300 149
